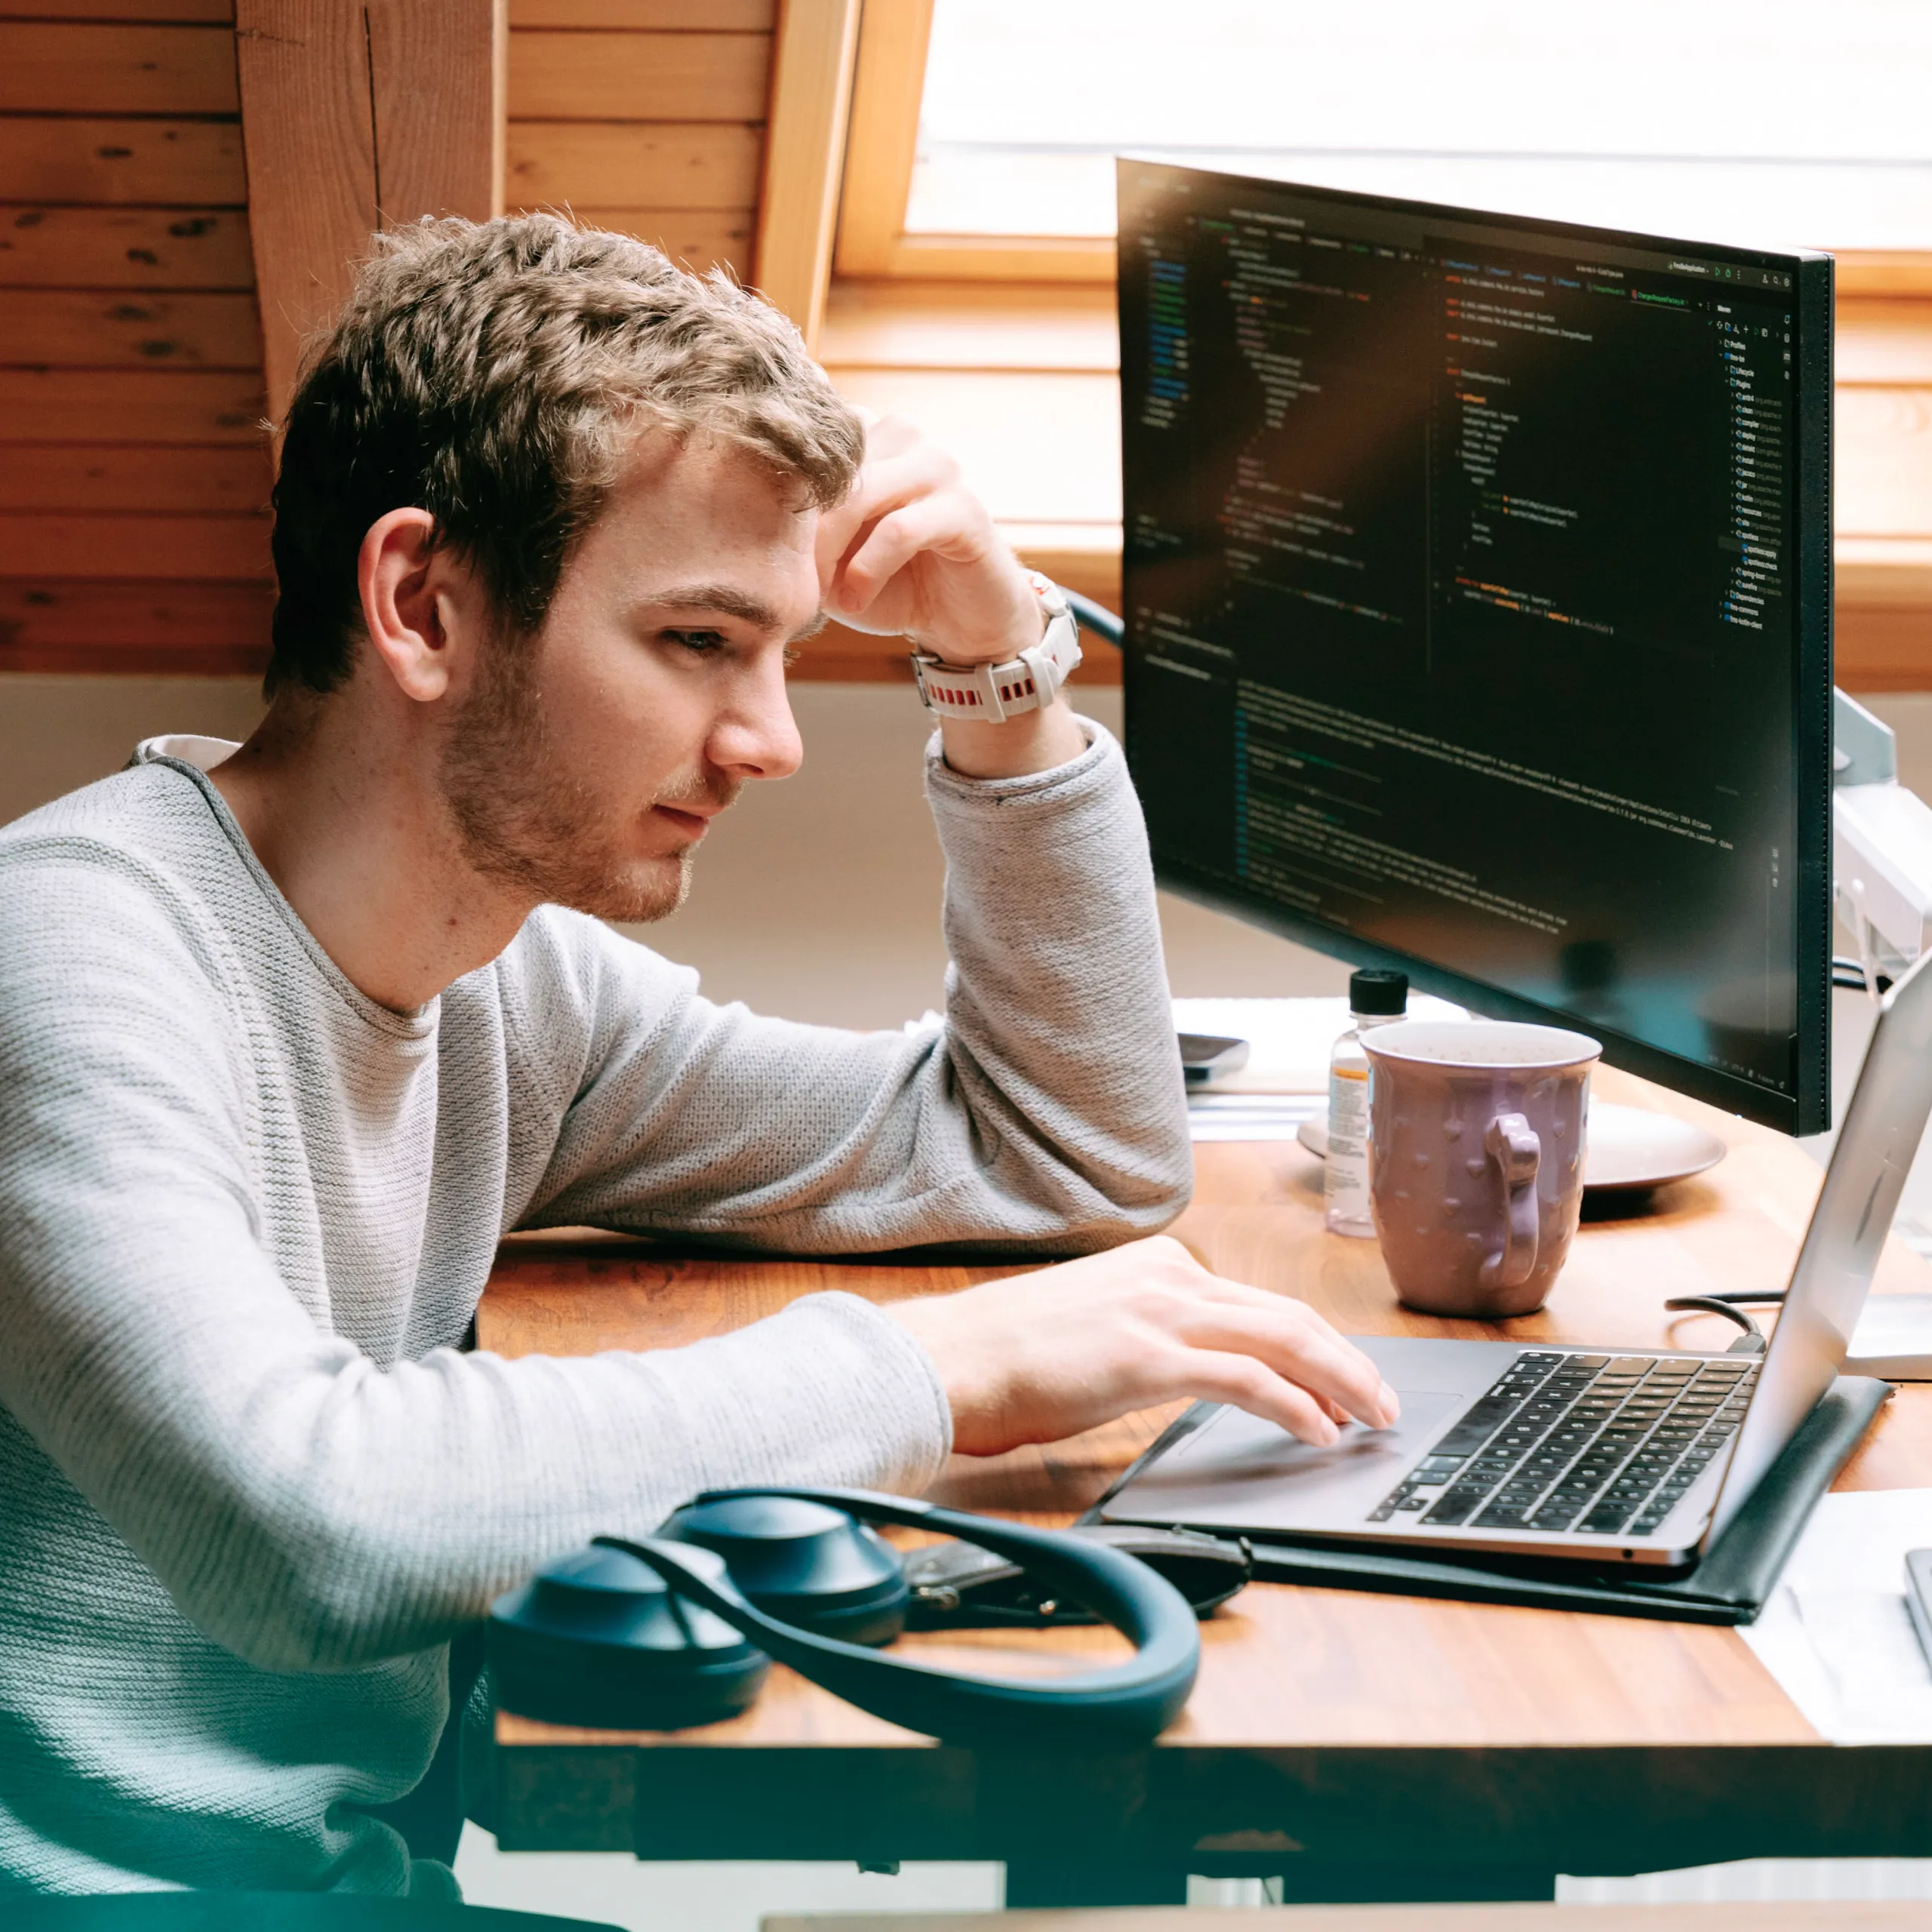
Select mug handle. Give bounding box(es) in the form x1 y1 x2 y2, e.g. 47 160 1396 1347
1480 1111 1541 1290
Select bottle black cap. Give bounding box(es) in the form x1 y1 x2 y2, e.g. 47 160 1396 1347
1349 968 1408 1017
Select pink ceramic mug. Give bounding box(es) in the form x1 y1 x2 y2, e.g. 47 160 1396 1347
1362 1020 1602 1318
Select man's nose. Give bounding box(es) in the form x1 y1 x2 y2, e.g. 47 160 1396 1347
712 656 804 782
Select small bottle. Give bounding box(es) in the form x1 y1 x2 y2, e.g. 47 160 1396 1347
1325 968 1410 1238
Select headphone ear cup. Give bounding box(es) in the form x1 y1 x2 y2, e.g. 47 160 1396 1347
488 1543 768 1730
663 1495 909 1647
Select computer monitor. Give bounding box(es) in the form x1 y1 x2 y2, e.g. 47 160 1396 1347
1117 159 1834 1134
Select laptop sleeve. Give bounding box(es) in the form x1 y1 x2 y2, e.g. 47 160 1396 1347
1084 1375 1891 1626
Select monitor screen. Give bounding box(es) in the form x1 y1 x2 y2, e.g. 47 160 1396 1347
1117 160 1833 1134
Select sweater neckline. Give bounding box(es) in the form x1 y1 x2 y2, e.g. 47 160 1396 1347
133 737 441 1044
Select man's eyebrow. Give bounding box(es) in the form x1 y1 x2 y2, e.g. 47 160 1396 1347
648 583 785 629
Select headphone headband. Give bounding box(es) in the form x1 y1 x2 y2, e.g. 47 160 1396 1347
594 1487 1199 1746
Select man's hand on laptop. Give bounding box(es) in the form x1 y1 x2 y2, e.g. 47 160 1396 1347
885 1235 1401 1457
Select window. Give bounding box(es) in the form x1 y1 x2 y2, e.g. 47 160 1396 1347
838 0 1932 288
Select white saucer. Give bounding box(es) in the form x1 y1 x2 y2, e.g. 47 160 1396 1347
1294 1100 1725 1194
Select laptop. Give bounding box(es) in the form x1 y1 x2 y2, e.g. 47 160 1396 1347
1103 948 1932 1571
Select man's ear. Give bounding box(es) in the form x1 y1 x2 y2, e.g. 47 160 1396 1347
358 508 470 703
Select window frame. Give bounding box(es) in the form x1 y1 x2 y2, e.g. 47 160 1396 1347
834 0 1108 281
832 0 1931 294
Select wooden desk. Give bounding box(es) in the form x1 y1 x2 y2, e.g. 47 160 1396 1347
477 1067 1932 1906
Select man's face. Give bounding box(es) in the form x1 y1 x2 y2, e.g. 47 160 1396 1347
438 434 822 923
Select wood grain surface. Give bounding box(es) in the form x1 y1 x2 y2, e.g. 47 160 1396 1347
478 1069 1932 1875
0 0 232 17
0 575 270 674
752 0 860 343
0 444 271 516
0 512 269 580
0 368 267 445
551 208 756 278
0 206 254 290
506 122 764 211
507 29 771 122
0 22 240 115
0 288 261 369
0 118 248 207
509 0 773 25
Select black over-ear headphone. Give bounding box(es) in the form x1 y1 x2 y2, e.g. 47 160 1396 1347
488 1487 1201 1746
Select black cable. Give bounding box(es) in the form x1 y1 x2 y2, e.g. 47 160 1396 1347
1064 590 1124 647
1833 955 1894 993
1663 1294 1770 1355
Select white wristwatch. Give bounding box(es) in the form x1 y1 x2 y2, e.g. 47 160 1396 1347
910 571 1084 723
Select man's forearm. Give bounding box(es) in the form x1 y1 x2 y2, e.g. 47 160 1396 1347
939 693 1088 780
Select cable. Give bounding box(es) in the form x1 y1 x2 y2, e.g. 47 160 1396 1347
1834 955 1894 994
1663 1294 1774 1355
1064 591 1125 647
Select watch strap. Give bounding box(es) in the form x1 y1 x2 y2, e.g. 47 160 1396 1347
912 574 1084 722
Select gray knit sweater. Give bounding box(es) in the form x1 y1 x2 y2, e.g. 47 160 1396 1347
0 722 1189 1897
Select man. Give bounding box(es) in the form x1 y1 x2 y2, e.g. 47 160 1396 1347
0 217 1396 1895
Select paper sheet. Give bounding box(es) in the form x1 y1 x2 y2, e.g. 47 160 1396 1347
1184 1093 1326 1143
1739 1488 1932 1743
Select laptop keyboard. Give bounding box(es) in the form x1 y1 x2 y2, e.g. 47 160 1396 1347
1367 1350 1759 1539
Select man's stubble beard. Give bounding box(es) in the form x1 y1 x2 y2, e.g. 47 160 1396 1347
438 632 726 924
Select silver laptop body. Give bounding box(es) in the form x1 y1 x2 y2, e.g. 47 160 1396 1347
1104 948 1932 1568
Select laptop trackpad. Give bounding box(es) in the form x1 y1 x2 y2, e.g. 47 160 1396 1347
1104 1390 1468 1534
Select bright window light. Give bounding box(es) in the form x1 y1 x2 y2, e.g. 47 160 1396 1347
910 0 1932 250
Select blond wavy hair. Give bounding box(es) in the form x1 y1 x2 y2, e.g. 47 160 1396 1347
266 214 863 694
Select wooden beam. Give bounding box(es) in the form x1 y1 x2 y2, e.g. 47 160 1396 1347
832 0 929 278
752 0 858 347
368 0 506 229
234 1 380 423
236 1 508 424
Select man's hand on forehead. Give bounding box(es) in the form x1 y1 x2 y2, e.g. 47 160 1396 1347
816 413 1044 669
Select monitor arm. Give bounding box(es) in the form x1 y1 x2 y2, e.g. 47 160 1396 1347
1834 688 1932 995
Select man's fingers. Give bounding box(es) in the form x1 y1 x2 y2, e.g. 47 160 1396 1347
1171 1349 1344 1447
1155 1294 1396 1426
812 426 934 586
837 497 983 614
1146 1265 1401 1427
834 448 962 570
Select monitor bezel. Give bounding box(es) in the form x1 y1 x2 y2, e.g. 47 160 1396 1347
1116 158 1835 1137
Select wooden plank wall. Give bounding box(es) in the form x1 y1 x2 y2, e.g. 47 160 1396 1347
506 0 773 282
0 2 273 673
1 0 773 678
